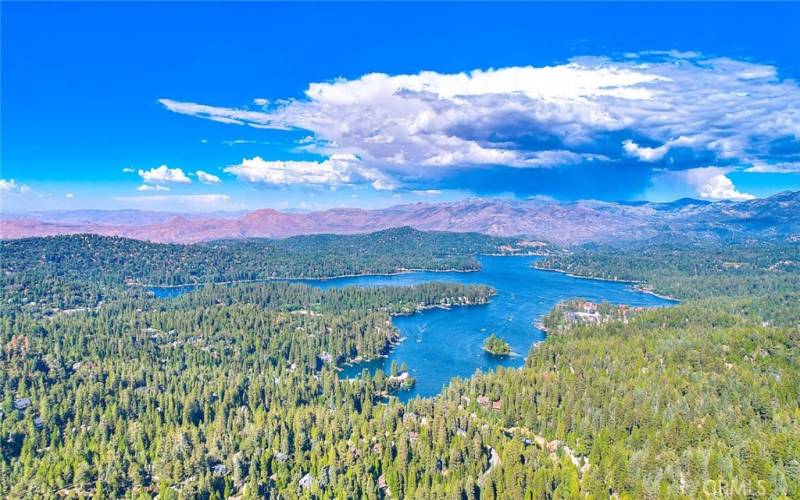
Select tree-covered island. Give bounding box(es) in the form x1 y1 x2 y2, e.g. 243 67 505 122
483 334 511 356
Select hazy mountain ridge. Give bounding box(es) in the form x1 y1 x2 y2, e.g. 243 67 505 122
2 191 798 245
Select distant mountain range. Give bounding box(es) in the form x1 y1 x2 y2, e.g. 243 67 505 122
2 191 798 246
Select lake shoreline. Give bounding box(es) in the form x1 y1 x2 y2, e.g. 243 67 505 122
340 295 496 368
138 267 481 290
330 256 675 399
137 252 545 291
532 265 681 302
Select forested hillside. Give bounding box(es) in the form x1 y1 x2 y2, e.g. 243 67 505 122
536 242 800 326
1 281 496 498
442 301 799 498
1 234 798 498
0 228 532 315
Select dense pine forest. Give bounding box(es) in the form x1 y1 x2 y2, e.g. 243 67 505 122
1 231 798 498
0 228 534 316
536 242 800 326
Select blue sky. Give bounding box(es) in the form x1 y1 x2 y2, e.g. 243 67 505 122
2 2 800 212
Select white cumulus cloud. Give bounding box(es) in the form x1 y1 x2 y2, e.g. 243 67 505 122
652 166 755 201
0 179 31 194
224 154 397 190
196 170 222 184
694 173 755 201
138 165 192 184
622 136 698 162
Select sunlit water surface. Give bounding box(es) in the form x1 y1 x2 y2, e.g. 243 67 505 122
151 256 674 401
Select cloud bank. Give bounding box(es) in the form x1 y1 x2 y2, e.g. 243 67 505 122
161 52 800 199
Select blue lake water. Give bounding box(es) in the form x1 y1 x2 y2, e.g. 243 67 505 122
150 256 674 401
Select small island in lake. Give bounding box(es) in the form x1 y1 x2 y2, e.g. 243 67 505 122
383 362 417 391
483 334 511 356
388 371 416 391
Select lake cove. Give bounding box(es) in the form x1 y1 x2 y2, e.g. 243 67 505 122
151 256 674 401
330 256 673 400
